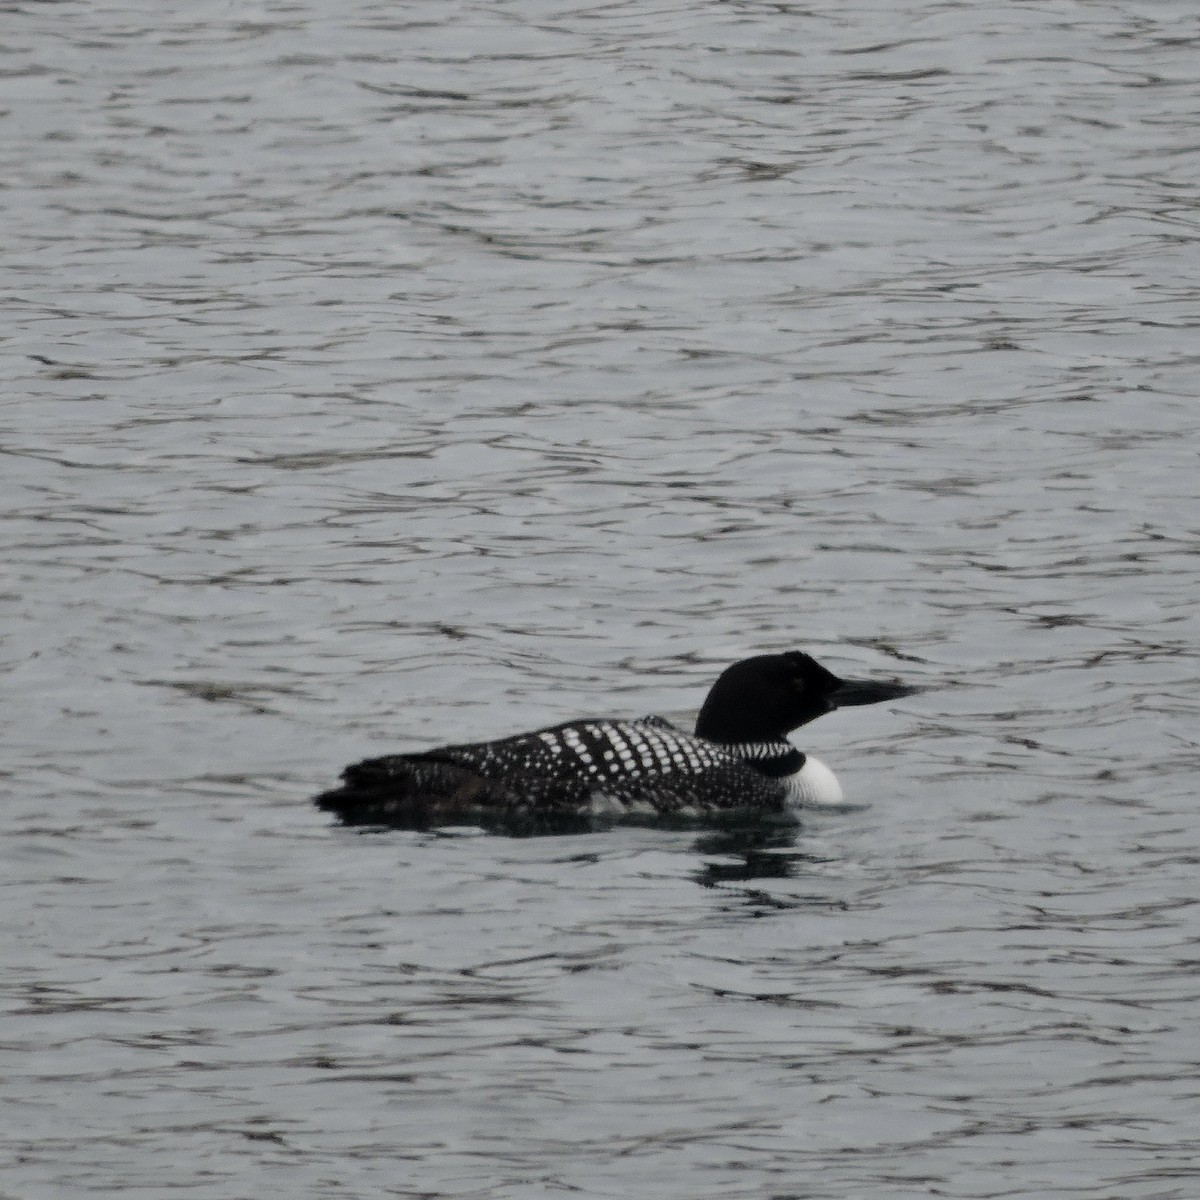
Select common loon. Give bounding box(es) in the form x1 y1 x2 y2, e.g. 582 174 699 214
315 650 916 833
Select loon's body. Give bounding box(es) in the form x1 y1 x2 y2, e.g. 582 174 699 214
316 650 915 833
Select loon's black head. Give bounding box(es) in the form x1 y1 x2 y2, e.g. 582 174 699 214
693 650 917 745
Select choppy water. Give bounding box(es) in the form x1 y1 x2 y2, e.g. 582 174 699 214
4 0 1200 1196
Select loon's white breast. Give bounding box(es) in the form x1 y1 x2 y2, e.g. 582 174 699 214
784 754 844 807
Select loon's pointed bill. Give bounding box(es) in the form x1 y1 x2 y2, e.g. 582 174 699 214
315 649 917 833
828 675 919 709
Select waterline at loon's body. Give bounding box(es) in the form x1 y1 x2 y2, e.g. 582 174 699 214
315 650 916 833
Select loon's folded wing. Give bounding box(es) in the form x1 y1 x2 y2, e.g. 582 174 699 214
315 717 796 832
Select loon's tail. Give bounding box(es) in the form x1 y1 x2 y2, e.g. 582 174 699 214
315 754 516 829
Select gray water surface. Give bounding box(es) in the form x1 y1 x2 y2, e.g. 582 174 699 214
3 1 1200 1196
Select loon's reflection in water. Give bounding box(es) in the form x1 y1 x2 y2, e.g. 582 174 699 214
690 822 825 886
327 799 812 841
340 803 835 888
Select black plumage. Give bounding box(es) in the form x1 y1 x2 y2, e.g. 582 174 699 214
315 650 915 833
